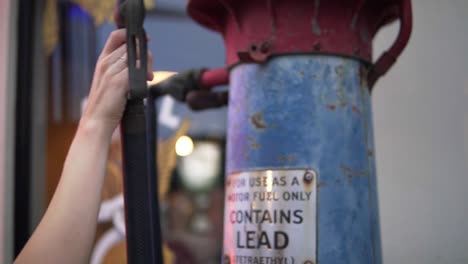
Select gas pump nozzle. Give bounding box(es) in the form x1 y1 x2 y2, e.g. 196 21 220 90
149 67 229 110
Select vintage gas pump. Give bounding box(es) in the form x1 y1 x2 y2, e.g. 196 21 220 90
119 0 412 263
179 0 412 263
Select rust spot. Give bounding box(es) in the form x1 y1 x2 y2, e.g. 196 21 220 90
317 182 327 188
312 73 318 79
367 149 373 157
304 261 315 264
327 105 336 111
299 71 305 77
340 102 347 107
335 179 342 183
278 154 296 163
335 65 344 77
250 143 261 150
251 111 268 129
340 164 369 178
352 105 361 114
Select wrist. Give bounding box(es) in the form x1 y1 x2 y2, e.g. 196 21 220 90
78 117 116 143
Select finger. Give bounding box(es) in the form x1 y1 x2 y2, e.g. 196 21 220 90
106 55 128 78
101 29 127 57
111 68 130 94
147 51 154 81
100 44 127 75
107 43 127 62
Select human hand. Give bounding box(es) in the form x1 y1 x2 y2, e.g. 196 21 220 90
81 29 154 135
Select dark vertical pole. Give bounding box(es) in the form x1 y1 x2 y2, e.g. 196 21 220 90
145 95 164 263
120 99 158 263
119 96 163 264
14 0 36 257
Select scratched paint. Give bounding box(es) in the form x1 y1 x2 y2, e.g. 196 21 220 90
226 55 382 263
312 0 322 35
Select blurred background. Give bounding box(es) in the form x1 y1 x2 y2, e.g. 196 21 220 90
0 0 467 263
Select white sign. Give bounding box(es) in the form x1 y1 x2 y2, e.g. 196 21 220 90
159 96 181 129
223 169 317 264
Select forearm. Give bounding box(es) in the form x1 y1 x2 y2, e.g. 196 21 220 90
15 119 113 264
15 28 151 264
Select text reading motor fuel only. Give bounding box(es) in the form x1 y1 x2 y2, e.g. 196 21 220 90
227 191 313 202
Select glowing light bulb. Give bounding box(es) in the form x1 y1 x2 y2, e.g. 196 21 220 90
175 135 194 157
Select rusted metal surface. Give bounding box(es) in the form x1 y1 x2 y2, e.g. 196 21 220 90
188 0 412 88
250 111 268 130
226 55 382 263
183 1 411 262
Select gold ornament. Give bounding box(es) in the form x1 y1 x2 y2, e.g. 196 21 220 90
43 0 58 55
43 0 155 54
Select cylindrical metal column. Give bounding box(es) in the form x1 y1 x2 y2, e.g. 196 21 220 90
224 55 381 264
186 1 411 263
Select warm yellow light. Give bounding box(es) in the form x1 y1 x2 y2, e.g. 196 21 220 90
148 71 177 86
175 135 194 157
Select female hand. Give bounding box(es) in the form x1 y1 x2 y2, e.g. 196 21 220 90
81 29 154 135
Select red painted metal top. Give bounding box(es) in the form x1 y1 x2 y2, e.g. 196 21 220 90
188 0 412 88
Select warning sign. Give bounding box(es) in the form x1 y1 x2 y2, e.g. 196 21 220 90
223 169 317 264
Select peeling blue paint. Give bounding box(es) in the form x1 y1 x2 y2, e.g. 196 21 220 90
227 55 382 263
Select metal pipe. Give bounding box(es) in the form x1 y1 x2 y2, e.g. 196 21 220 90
368 0 413 88
199 68 230 89
225 55 381 264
